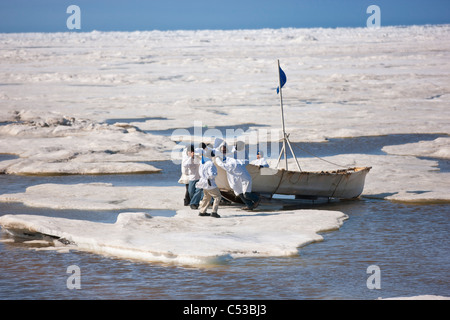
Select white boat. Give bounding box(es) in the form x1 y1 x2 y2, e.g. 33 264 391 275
214 60 371 202
215 163 371 201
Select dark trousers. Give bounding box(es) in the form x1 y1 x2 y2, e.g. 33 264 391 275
188 180 203 206
184 184 190 206
239 192 260 208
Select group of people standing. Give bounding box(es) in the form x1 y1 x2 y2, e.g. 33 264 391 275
180 141 268 218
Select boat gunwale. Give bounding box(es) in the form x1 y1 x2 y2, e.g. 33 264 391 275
251 165 372 176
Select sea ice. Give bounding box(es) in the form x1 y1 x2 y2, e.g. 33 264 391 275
0 110 171 175
0 25 449 266
0 184 185 210
1 26 449 136
0 209 347 265
0 180 349 265
273 153 450 202
1 26 449 179
382 137 450 159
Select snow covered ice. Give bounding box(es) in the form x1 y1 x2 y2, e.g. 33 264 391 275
0 209 347 265
0 25 449 265
0 182 347 264
0 110 168 175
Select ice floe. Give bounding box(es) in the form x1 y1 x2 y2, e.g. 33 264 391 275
272 153 450 202
0 209 347 265
0 179 348 265
0 184 185 210
382 137 450 160
0 110 173 175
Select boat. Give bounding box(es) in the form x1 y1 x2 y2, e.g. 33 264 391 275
214 60 371 202
215 164 371 202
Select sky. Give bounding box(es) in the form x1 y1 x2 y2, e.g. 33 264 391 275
0 0 449 33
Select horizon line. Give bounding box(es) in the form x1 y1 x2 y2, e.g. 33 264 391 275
1 22 449 35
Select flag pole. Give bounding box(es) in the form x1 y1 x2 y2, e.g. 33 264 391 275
278 59 288 170
278 60 288 170
277 60 302 172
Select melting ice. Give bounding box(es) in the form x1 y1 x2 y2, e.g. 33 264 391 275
0 209 347 265
0 25 449 264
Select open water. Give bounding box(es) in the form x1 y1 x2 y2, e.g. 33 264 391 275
0 135 449 300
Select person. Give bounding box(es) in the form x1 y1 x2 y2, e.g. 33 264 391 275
178 146 191 206
182 144 203 209
251 150 269 168
196 151 221 218
215 144 260 210
195 142 209 155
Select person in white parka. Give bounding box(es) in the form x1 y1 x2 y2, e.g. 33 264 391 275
182 144 203 209
251 150 269 168
196 152 221 218
214 144 260 210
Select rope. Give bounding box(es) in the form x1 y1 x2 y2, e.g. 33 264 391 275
272 169 286 197
290 142 350 169
331 174 344 198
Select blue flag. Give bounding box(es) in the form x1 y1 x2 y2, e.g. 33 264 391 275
277 66 287 94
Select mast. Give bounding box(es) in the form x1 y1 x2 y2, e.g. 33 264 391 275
277 60 302 172
278 59 288 170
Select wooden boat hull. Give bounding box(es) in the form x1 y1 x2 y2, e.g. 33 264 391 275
215 163 371 200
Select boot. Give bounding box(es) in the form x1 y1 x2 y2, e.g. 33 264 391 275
239 193 254 209
199 212 211 217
